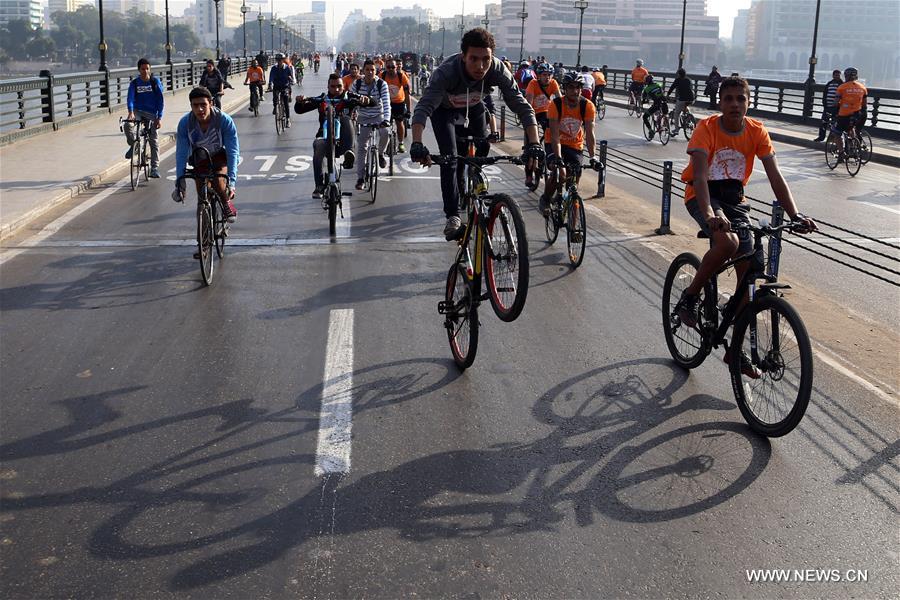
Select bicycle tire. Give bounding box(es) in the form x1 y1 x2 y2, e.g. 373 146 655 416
844 138 861 176
526 165 541 192
858 129 873 165
445 263 479 370
368 146 378 203
141 135 150 182
681 113 695 138
659 116 671 145
275 100 283 135
642 117 654 141
327 186 338 237
597 102 606 120
129 139 140 190
729 294 812 437
566 194 587 268
662 252 710 369
212 195 226 259
484 193 529 322
388 132 395 176
197 202 215 286
824 137 840 170
544 202 559 244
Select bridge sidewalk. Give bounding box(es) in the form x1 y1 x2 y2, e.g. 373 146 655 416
0 86 249 240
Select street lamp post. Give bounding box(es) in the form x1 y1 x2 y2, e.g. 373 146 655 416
97 0 108 70
213 0 222 60
441 25 446 58
517 1 527 64
257 11 265 53
803 0 823 117
574 0 588 68
164 0 172 64
677 0 686 70
279 24 284 51
240 0 249 58
481 9 489 30
270 17 275 54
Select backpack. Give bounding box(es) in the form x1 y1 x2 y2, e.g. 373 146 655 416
552 96 587 122
353 77 386 98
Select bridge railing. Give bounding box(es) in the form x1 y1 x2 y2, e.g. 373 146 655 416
0 56 264 145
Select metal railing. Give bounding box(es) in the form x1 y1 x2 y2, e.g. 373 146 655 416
0 56 268 145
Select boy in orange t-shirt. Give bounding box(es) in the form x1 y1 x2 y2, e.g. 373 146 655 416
342 63 361 94
243 59 266 111
675 76 817 375
830 67 867 155
382 58 411 152
524 63 560 188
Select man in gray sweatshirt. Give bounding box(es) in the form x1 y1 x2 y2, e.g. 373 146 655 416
410 28 544 239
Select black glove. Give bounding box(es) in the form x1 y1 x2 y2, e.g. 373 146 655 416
589 157 601 170
791 213 816 234
546 153 560 170
522 142 545 164
409 141 429 161
487 131 500 143
379 120 391 128
172 177 186 203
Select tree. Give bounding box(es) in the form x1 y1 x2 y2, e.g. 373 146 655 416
2 19 34 60
26 35 56 60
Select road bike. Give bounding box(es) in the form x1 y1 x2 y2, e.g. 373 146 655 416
825 124 872 177
271 86 291 135
544 158 600 269
245 82 261 117
433 139 528 369
180 148 229 286
120 117 151 190
642 107 671 145
386 125 398 176
627 89 644 118
662 219 814 437
360 123 384 204
594 97 606 121
672 103 696 138
320 98 352 237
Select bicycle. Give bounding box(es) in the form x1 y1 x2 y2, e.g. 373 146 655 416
245 82 261 117
825 124 871 177
386 125 398 176
627 89 644 118
360 123 384 204
119 116 151 191
642 108 671 145
661 219 814 437
672 103 696 139
180 148 229 286
433 139 528 370
525 124 546 192
271 86 291 135
544 158 600 269
594 97 606 121
319 98 352 237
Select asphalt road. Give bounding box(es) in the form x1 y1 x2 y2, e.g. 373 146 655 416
1 71 898 599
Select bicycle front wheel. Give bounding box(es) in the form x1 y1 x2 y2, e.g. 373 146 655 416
141 136 150 181
845 138 861 176
659 117 671 145
275 103 284 135
824 137 840 170
729 295 812 437
662 252 710 369
212 196 226 258
129 139 141 190
681 113 695 138
544 202 559 244
642 117 654 141
484 193 529 322
197 202 215 286
368 146 378 203
627 97 636 117
387 133 395 176
597 102 606 120
566 194 587 268
327 187 338 237
445 263 478 370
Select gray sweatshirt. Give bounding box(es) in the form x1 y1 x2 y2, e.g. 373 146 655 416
412 53 536 128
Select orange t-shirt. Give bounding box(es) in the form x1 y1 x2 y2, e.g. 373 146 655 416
525 78 561 114
681 115 775 203
342 74 360 91
545 97 597 150
592 71 606 86
631 66 649 83
246 66 265 83
382 71 410 103
836 81 867 116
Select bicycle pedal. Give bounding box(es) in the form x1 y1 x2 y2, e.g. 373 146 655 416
494 287 515 293
437 300 451 315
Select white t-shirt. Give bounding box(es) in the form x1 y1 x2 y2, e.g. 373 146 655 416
579 72 594 91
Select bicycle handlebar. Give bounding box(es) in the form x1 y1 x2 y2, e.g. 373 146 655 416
428 154 524 167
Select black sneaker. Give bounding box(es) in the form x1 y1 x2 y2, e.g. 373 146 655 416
443 216 462 240
312 186 325 199
538 194 551 216
812 136 825 142
725 348 761 379
378 153 387 169
342 150 355 170
675 291 699 329
355 178 365 190
125 147 133 160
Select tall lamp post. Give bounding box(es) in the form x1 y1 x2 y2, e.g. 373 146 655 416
270 15 275 54
441 25 446 58
517 1 527 64
164 0 172 64
257 10 265 53
803 0 823 117
481 9 489 31
97 0 108 70
279 23 284 51
240 0 249 58
574 0 588 68
677 0 686 70
213 0 222 60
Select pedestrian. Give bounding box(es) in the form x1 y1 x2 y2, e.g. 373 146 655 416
217 54 232 83
814 69 842 142
705 65 722 110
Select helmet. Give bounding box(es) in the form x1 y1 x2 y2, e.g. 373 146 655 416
562 73 581 88
636 59 644 66
534 62 553 75
843 66 858 80
519 61 530 69
592 66 601 72
275 52 285 60
581 65 589 72
645 74 654 84
500 56 507 61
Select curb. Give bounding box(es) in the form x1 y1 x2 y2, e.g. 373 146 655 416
0 94 249 241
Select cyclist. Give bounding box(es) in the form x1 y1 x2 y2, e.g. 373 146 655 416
294 74 373 199
630 59 649 105
172 86 240 228
577 65 594 100
382 58 412 153
268 53 294 127
293 54 305 84
199 60 227 109
641 75 668 138
341 62 361 92
591 66 607 105
515 61 534 93
830 67 867 156
373 54 385 73
313 52 321 73
667 68 695 136
540 73 596 215
813 69 841 143
351 59 391 190
409 27 544 239
243 58 266 113
524 62 560 188
124 57 164 178
675 76 817 375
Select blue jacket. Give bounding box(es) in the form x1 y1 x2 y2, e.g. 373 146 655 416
175 109 240 189
126 76 164 119
269 63 294 88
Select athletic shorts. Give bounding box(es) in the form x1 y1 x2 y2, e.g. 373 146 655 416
686 197 752 255
390 102 407 120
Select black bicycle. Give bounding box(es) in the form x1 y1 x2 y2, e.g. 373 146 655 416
246 82 262 117
120 116 151 190
180 148 229 286
271 86 290 135
433 140 528 369
360 123 384 203
320 97 352 236
662 219 814 437
544 158 600 269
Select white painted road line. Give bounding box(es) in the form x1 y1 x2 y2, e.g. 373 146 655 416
315 308 355 476
860 202 900 216
336 195 351 239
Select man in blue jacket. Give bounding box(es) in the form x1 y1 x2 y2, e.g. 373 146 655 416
125 58 165 178
268 53 295 126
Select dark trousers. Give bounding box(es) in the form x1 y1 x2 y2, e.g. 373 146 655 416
430 103 489 218
708 90 718 109
818 107 838 139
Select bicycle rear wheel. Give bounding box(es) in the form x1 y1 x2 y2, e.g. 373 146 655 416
387 132 395 176
681 113 695 138
566 194 587 268
544 200 559 244
212 195 226 258
327 186 338 237
484 193 529 322
642 117 654 141
659 116 671 145
729 295 812 437
858 129 873 164
824 137 840 170
197 202 215 286
844 138 861 176
445 263 478 370
597 102 606 120
662 252 710 369
367 146 378 203
129 139 141 190
627 96 636 117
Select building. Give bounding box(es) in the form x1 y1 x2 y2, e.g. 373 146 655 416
744 0 899 85
378 5 440 29
495 0 719 68
46 0 92 29
337 9 372 51
284 12 328 49
732 8 749 49
104 0 159 15
195 0 243 50
0 0 42 28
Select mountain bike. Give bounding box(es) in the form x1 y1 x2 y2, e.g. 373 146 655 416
643 107 671 145
433 141 528 370
672 103 696 138
544 158 600 269
271 86 290 135
386 125 398 176
360 123 384 203
825 124 871 177
180 148 229 286
662 219 814 437
120 116 151 191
